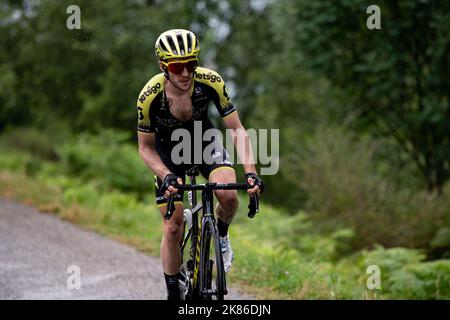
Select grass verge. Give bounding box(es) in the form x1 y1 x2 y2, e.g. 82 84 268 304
1 149 449 299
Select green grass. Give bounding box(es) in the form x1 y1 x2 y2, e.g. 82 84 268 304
1 148 449 299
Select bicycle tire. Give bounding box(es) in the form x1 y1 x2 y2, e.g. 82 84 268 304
199 219 226 300
180 219 196 300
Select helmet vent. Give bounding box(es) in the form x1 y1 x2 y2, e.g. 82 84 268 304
177 34 186 55
186 33 193 53
166 36 178 55
159 40 168 53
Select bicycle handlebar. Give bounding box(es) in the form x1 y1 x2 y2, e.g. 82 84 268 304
164 182 260 220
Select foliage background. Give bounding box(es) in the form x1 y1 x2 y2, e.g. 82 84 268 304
1 0 449 299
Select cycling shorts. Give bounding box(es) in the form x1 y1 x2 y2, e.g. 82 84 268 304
153 135 234 207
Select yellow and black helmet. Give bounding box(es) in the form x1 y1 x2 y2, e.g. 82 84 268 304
155 29 200 62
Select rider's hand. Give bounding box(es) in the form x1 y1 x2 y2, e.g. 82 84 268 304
161 173 183 198
245 173 264 196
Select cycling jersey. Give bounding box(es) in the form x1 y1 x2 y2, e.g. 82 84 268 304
136 66 236 139
136 67 236 205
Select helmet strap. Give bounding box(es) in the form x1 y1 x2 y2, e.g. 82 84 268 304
162 65 170 80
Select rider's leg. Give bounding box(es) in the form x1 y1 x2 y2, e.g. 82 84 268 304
209 167 238 273
209 167 239 225
159 202 184 273
159 202 184 299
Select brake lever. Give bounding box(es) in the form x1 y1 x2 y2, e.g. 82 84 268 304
163 180 180 220
248 194 259 218
164 194 176 220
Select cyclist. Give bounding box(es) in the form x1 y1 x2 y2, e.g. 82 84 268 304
136 29 264 300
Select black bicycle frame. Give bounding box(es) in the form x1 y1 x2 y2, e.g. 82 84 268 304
165 168 260 299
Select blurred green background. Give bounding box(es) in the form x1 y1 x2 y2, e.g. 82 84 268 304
1 0 449 299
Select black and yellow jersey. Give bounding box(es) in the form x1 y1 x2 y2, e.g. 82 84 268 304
136 67 236 139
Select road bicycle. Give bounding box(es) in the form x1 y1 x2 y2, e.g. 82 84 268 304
164 166 259 300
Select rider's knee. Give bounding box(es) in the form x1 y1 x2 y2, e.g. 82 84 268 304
163 211 184 241
164 221 183 240
216 190 239 211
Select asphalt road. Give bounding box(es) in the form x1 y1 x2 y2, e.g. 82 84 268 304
0 199 252 300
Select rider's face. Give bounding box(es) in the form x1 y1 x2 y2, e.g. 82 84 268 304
160 59 197 92
169 66 192 91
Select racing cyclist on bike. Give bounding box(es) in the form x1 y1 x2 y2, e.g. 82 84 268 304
136 29 264 300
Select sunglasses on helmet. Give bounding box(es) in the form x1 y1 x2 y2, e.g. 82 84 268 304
163 59 198 74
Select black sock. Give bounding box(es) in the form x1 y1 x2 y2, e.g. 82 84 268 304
217 218 230 237
164 272 181 300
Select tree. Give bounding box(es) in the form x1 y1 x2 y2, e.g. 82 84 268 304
0 0 215 134
280 0 450 193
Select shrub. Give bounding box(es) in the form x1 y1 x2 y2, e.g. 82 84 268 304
56 129 153 195
289 124 450 249
429 227 450 260
362 246 450 299
0 127 59 161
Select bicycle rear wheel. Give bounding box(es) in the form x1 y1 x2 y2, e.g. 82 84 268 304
199 219 226 300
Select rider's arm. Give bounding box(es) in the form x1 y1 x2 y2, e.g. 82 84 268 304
223 113 264 194
223 113 262 194
136 75 173 180
223 112 259 175
137 132 172 180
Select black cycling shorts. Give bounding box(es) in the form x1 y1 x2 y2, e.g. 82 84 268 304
154 134 234 207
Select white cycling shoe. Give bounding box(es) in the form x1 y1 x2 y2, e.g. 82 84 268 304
219 234 234 273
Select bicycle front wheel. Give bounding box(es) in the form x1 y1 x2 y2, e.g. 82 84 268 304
199 219 226 300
